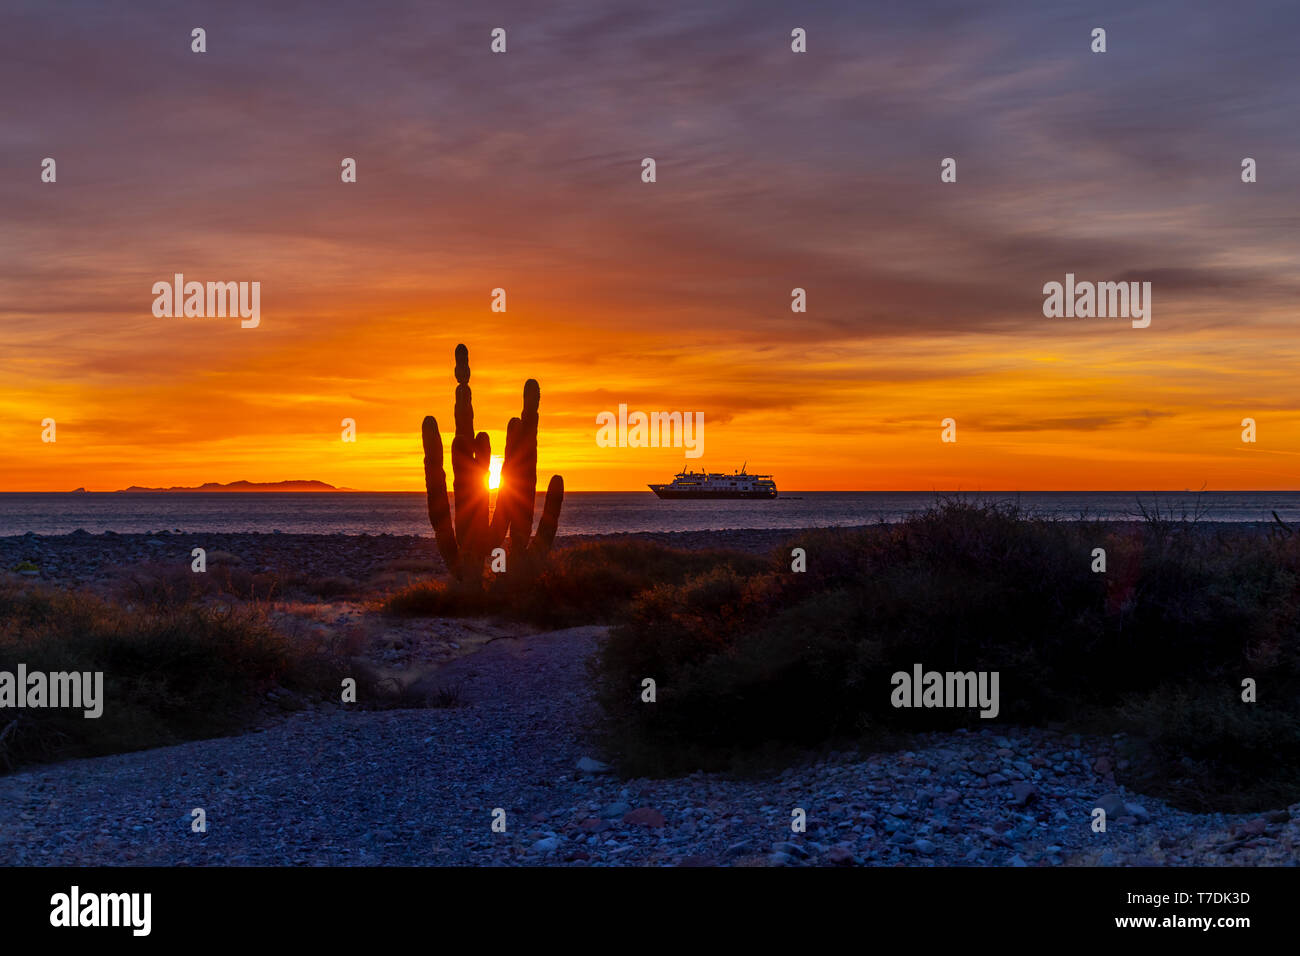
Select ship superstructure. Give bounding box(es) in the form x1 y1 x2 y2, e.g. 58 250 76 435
649 464 777 499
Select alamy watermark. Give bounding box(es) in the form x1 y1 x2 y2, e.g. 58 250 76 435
152 274 260 328
1042 273 1151 329
50 886 150 936
596 404 704 458
0 665 103 718
890 663 999 719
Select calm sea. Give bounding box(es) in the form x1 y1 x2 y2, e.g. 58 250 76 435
1 491 1298 537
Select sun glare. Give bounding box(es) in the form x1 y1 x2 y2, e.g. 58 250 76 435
488 454 504 490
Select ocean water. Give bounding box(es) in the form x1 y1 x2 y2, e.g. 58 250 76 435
1 491 1298 537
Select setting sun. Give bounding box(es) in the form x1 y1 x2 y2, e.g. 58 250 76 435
488 455 504 490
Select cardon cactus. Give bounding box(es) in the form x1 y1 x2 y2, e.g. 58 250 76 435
422 344 563 581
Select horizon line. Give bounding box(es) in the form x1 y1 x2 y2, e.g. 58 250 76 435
5 488 1300 495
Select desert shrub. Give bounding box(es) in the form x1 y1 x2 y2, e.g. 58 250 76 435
1114 685 1300 813
114 560 282 609
383 539 769 626
287 574 357 599
592 499 1300 810
0 582 377 771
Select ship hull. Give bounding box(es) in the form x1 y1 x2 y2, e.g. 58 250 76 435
649 485 777 500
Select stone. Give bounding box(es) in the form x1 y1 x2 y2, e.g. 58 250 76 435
1010 782 1038 807
826 845 855 866
912 839 937 855
531 836 559 852
771 841 810 860
622 808 665 828
576 757 610 774
599 801 631 819
1095 793 1127 818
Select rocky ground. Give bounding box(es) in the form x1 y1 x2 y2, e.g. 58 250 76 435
1 621 1295 867
0 528 802 592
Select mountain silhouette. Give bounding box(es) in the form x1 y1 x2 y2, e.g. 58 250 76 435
115 480 345 493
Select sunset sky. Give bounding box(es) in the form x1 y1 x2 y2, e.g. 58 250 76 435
3 0 1299 491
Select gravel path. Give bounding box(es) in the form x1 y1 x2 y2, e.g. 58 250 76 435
1 625 1295 866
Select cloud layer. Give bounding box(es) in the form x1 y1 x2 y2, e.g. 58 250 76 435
2 0 1298 490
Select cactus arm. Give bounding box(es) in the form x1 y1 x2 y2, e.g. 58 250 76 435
448 345 492 575
510 379 541 557
421 415 459 573
489 416 521 551
530 474 564 559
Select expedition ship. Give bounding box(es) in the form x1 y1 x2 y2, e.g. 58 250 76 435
649 464 777 499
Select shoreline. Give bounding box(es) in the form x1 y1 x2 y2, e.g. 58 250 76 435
0 522 1283 589
0 528 820 589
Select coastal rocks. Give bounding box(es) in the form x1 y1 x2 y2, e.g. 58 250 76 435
1010 782 1038 807
825 845 856 865
1095 793 1129 818
771 841 809 860
623 808 665 828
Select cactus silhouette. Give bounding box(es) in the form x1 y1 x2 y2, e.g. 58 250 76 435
422 344 563 581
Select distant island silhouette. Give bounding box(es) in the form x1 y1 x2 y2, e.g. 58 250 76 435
113 480 348 493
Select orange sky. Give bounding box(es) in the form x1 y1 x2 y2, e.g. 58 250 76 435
7 309 1299 491
3 2 1299 491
